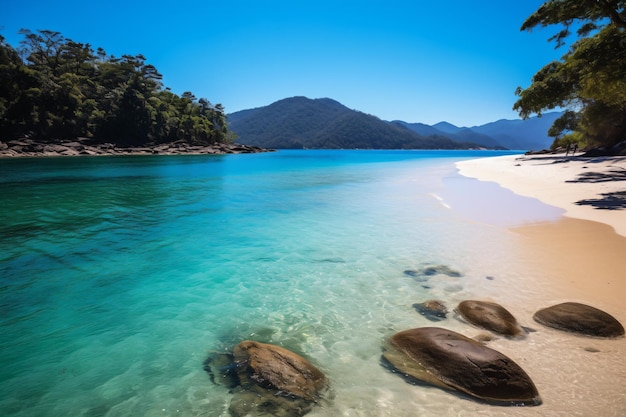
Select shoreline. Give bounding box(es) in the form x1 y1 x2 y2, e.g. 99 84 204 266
0 138 272 158
456 152 626 310
455 153 626 416
457 153 626 237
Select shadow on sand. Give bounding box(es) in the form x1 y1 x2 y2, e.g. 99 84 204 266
576 191 626 210
566 169 626 184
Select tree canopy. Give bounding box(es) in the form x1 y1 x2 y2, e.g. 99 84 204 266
0 29 231 146
514 0 626 150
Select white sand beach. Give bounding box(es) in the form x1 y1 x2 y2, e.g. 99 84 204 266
452 153 626 417
457 153 626 237
457 153 626 310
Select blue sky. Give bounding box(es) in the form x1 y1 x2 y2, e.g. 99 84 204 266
2 0 563 126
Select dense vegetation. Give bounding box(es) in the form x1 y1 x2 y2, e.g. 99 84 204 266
228 97 487 150
0 30 231 146
514 0 626 151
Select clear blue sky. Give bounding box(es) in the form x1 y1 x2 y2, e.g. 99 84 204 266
2 0 562 126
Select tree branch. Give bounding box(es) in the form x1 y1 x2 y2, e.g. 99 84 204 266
599 0 626 29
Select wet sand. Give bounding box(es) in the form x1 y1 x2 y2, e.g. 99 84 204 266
513 217 626 312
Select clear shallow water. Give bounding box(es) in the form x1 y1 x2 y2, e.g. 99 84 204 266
3 150 621 417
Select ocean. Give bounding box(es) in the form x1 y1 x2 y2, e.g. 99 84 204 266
3 149 613 417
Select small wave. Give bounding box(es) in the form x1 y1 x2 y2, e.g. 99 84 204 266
429 193 450 209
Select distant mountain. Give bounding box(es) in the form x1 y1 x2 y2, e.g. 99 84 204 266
395 122 502 149
432 121 462 135
467 113 562 150
228 97 487 150
389 121 441 137
399 113 562 150
228 96 560 150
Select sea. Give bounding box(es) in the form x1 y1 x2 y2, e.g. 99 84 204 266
2 150 622 417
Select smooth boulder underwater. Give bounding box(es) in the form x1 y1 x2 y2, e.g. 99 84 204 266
382 327 541 406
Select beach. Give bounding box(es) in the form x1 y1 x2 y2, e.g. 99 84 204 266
455 153 626 416
457 153 626 311
457 153 626 238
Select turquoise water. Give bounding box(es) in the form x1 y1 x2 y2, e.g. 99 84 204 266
1 150 568 417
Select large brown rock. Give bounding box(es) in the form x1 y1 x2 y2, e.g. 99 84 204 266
456 300 523 337
232 340 326 401
383 327 541 406
205 341 327 417
533 302 625 338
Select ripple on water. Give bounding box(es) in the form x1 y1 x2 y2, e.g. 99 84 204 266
1 151 624 417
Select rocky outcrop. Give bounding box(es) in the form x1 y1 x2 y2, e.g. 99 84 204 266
455 300 524 337
0 138 271 157
383 327 541 406
533 302 625 338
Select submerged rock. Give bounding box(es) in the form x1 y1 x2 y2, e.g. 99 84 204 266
203 352 239 389
404 265 463 279
533 302 625 338
456 300 523 337
205 340 327 417
413 300 448 321
228 387 315 417
383 327 541 406
232 340 326 401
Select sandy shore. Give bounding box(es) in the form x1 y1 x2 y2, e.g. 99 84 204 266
457 152 626 310
454 152 626 416
457 153 626 237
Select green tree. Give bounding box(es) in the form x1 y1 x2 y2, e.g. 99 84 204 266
514 0 626 150
1 29 231 146
0 36 23 129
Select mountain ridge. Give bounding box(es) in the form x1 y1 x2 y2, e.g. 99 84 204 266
228 96 560 150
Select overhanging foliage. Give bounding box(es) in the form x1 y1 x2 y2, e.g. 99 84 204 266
514 0 626 150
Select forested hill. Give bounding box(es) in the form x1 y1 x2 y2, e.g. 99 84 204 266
0 30 231 147
228 97 485 150
228 97 559 150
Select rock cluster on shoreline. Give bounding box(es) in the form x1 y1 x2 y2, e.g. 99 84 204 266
0 138 272 158
204 293 624 415
200 264 625 415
